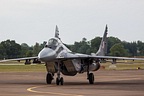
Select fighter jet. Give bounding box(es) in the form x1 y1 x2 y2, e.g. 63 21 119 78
38 25 108 85
1 25 144 85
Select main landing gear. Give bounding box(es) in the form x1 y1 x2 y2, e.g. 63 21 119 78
46 73 53 84
46 72 94 85
87 65 94 84
46 61 95 85
88 73 94 84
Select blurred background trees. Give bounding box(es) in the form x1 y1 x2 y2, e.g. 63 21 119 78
0 37 144 59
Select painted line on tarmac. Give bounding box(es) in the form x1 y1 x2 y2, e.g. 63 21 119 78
27 85 83 96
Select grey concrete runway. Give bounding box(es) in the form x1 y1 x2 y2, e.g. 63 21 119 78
0 70 144 96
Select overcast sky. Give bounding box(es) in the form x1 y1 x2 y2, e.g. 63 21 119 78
0 0 144 45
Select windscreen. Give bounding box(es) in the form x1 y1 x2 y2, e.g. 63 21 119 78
45 38 58 50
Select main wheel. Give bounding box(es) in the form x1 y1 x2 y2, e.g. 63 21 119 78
88 73 94 84
46 73 53 84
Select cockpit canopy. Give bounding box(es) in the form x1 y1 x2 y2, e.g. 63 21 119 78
45 38 59 50
48 38 58 46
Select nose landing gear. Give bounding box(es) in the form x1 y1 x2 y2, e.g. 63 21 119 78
56 77 64 85
56 62 64 85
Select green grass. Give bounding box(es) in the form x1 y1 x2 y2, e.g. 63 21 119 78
101 62 144 70
0 64 46 72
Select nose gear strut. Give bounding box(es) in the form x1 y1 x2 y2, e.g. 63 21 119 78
56 62 64 85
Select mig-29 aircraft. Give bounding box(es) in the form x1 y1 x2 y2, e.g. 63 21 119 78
1 25 144 85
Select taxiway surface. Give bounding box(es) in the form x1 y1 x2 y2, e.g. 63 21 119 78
0 70 144 96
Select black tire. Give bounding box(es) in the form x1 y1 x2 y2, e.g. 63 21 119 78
46 73 53 84
56 77 60 85
60 77 64 85
88 73 94 84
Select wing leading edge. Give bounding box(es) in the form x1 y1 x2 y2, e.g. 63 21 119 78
56 53 144 62
0 56 41 64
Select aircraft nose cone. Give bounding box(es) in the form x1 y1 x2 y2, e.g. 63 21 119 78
38 48 56 62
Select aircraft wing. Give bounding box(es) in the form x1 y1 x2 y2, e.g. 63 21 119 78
92 56 144 61
56 53 144 62
0 56 41 64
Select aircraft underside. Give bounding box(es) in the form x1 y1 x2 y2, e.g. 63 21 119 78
45 59 100 85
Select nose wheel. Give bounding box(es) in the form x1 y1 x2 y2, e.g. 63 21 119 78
56 77 64 85
56 62 64 85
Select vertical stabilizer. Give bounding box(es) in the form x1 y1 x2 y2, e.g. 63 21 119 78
55 25 60 39
95 25 108 56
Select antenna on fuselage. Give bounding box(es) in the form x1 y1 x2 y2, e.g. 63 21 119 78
55 25 60 39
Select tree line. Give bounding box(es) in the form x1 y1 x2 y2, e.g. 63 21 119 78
0 36 144 59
